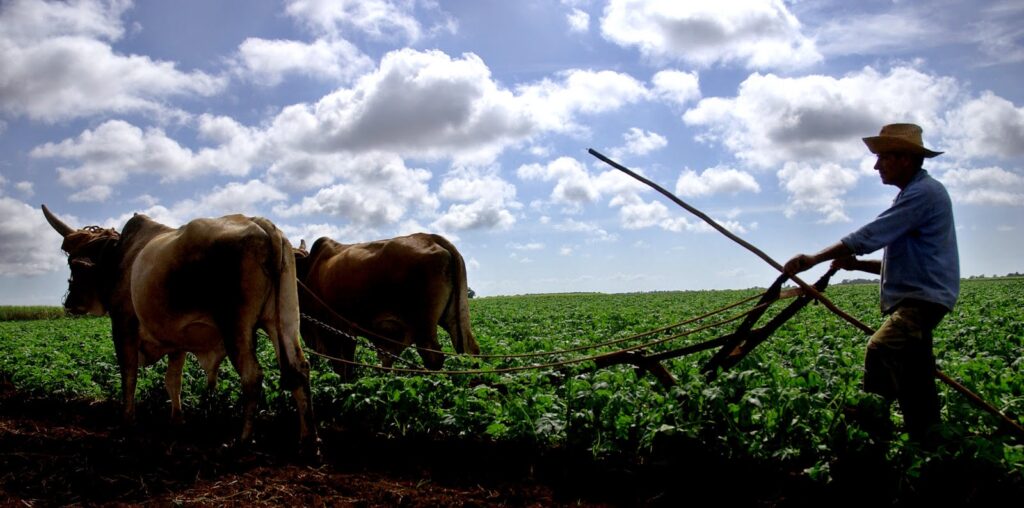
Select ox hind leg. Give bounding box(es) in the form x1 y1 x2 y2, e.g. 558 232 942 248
304 323 357 382
373 317 412 368
194 350 226 392
414 322 445 371
223 326 264 445
192 350 226 423
263 322 318 452
374 315 444 371
165 351 186 425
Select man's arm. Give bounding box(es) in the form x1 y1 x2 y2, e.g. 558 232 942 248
831 255 881 275
783 242 853 275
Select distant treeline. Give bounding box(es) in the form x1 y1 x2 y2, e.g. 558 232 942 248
835 272 1022 286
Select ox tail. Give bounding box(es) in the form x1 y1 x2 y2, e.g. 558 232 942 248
249 217 307 386
432 235 480 356
251 217 318 448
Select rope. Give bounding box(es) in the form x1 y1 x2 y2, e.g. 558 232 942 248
297 277 770 361
300 296 782 376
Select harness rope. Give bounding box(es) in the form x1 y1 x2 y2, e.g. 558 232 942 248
298 277 770 361
294 272 815 374
300 298 778 375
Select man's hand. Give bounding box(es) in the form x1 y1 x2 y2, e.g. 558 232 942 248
784 242 853 276
783 254 816 275
830 254 858 271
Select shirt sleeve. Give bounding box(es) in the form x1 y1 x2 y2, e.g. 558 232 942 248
841 186 931 255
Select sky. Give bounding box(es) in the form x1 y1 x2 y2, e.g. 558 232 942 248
1 0 1022 305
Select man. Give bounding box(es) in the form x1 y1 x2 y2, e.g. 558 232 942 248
784 123 959 441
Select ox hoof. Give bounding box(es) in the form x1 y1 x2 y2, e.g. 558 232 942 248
299 437 323 463
224 435 257 452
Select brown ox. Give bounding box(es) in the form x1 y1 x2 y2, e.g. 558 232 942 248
42 205 317 451
294 234 479 379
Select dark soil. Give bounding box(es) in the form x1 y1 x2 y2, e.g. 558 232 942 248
0 379 805 507
2 378 1020 507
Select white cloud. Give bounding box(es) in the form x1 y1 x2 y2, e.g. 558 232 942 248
651 69 701 107
609 193 672 229
30 120 205 197
25 46 660 232
179 179 288 218
942 92 1024 160
554 218 617 243
517 157 600 210
432 201 517 232
0 0 128 44
971 1 1024 65
683 66 959 169
509 242 544 251
813 12 936 58
940 166 1024 206
69 184 113 203
600 0 821 69
806 1 1024 66
279 222 364 249
14 181 33 198
194 114 265 177
516 68 650 135
567 8 590 33
57 48 655 209
675 166 760 197
100 180 290 230
606 192 744 233
0 197 65 275
283 189 391 225
275 156 439 227
617 127 667 157
0 0 224 122
29 116 275 201
233 37 373 86
432 170 520 231
273 49 533 165
777 162 860 223
285 0 426 42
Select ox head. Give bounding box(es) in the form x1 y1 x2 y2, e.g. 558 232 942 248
42 205 120 316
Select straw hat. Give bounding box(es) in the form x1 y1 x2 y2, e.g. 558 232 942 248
862 123 943 158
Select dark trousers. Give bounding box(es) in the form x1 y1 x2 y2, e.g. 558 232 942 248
864 299 948 439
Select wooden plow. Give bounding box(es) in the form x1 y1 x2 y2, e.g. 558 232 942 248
588 149 1024 437
593 268 838 388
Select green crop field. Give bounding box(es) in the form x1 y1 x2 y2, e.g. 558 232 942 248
1 278 1022 502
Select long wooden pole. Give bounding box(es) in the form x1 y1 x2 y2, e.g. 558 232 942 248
588 148 1024 437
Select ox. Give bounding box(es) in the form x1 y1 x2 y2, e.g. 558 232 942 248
42 205 317 450
294 234 480 379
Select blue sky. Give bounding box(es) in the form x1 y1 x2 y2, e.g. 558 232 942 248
1 0 1022 304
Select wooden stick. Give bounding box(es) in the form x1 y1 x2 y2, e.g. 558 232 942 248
588 148 1024 437
588 148 872 334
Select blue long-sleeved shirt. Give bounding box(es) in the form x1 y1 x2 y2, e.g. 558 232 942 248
841 169 959 313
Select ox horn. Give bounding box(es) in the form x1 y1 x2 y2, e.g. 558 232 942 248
41 204 75 238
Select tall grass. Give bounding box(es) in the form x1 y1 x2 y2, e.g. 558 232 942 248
0 306 67 321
